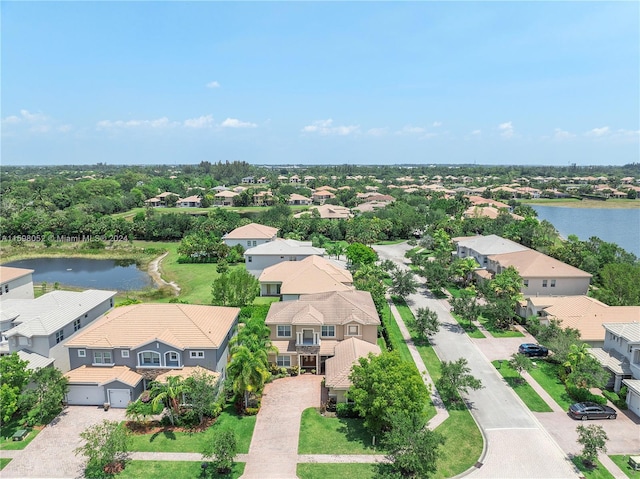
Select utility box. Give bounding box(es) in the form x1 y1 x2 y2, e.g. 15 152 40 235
629 456 640 471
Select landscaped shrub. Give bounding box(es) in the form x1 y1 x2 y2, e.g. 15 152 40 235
335 402 359 418
602 388 628 410
566 385 607 405
244 407 260 416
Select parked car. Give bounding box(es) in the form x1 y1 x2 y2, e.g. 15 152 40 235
518 343 549 357
568 402 617 420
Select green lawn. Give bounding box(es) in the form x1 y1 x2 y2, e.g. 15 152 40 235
0 417 42 451
433 409 484 479
381 303 414 364
610 456 640 478
0 458 12 470
127 406 256 453
118 461 245 479
527 361 573 410
491 361 553 412
571 457 616 479
297 463 377 479
450 313 486 339
476 315 524 338
298 408 379 454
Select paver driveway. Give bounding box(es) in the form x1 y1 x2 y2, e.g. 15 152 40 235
0 406 126 479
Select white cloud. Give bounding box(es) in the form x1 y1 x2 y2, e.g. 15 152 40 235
498 121 514 139
220 118 257 128
366 127 388 136
432 121 443 127
397 125 426 135
301 119 359 136
585 126 610 137
471 129 482 136
206 81 221 88
184 115 214 128
2 109 48 124
96 117 178 129
554 128 575 140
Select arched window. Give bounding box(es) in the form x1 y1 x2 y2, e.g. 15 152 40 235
164 351 181 368
138 351 161 367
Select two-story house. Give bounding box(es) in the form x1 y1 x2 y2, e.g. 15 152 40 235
1 290 116 371
453 234 529 268
589 323 640 417
0 266 35 302
258 255 353 300
177 195 202 208
63 303 239 407
214 190 239 206
244 239 325 276
222 223 279 249
265 290 380 376
288 193 312 206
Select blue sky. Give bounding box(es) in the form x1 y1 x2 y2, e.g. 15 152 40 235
2 1 639 166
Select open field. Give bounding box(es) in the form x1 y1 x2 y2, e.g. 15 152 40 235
522 198 640 209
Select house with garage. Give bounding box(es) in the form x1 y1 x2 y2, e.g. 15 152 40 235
265 290 380 376
0 266 34 302
1 290 116 371
588 322 640 418
244 239 325 276
258 255 353 300
453 234 530 268
325 337 381 403
487 249 592 297
63 303 239 407
222 223 279 249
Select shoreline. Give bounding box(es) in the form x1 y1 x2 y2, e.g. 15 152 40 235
521 199 640 209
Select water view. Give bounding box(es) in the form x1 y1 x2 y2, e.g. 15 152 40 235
531 206 640 257
3 257 154 291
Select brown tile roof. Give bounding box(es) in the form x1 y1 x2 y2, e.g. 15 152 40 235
0 266 34 282
223 223 278 239
265 291 379 326
489 250 592 279
294 204 353 219
65 365 143 387
64 303 239 350
259 256 353 295
155 366 220 383
464 205 524 220
466 195 510 209
325 338 381 390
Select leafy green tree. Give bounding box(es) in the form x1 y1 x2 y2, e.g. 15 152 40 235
349 351 429 437
211 268 259 307
452 257 478 287
353 265 387 316
389 269 419 298
150 376 188 426
0 352 31 391
591 263 640 306
576 424 608 467
203 429 237 474
508 353 533 384
436 358 483 405
227 345 270 409
75 420 131 478
412 307 440 340
382 411 445 478
346 242 378 267
450 292 481 329
416 259 449 294
19 367 68 426
185 369 223 424
484 266 523 329
537 320 582 365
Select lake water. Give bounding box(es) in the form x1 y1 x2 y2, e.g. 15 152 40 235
3 257 154 291
530 205 640 257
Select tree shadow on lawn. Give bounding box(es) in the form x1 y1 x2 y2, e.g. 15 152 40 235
336 419 376 451
149 428 177 442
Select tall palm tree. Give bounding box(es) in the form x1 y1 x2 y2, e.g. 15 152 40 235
227 346 270 409
150 376 188 426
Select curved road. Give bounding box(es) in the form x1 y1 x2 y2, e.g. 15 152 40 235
374 243 579 479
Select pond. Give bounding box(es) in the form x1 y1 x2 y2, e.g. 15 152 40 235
3 257 154 291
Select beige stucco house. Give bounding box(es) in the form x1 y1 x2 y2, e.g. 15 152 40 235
265 290 380 375
324 337 381 403
222 223 278 249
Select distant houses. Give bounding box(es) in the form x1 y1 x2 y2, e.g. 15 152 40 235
222 223 279 248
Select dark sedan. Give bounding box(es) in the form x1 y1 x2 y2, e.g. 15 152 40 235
518 343 549 357
568 402 617 420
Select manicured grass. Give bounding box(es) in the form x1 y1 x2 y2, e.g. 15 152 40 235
297 463 377 479
381 303 414 364
477 315 524 338
118 461 245 478
433 409 484 479
127 406 256 453
527 361 573 410
377 335 387 350
374 239 406 245
450 313 486 338
252 296 280 306
491 360 553 412
0 458 12 470
0 417 42 451
298 408 379 454
414 341 442 383
609 455 640 478
571 456 616 479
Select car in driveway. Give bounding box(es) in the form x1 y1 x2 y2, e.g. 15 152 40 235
518 343 549 357
568 402 617 420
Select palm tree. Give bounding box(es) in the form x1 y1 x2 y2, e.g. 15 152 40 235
453 257 478 287
563 343 590 374
150 376 188 426
227 346 270 410
230 318 278 363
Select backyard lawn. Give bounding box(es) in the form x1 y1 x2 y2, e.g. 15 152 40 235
118 461 245 478
491 360 553 412
527 361 573 410
609 456 640 478
127 406 256 453
298 408 378 454
297 463 377 479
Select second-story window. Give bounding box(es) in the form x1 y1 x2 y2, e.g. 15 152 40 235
55 329 65 344
73 319 81 331
321 325 335 337
542 280 548 288
93 351 112 364
277 325 291 337
550 280 556 288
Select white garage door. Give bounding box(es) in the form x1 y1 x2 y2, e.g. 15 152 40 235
627 390 640 417
108 389 131 408
67 385 104 406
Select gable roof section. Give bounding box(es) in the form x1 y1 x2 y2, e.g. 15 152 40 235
64 303 239 350
223 223 279 240
259 256 353 295
16 350 55 370
155 366 220 383
603 322 640 343
489 250 592 278
245 239 325 256
0 266 34 283
325 338 381 390
65 365 143 387
265 290 379 326
4 290 116 339
452 234 530 256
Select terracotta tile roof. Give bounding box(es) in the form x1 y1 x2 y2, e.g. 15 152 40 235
466 195 510 209
155 366 220 383
64 303 239 350
0 266 34 282
259 256 353 295
223 223 278 240
464 205 524 221
272 340 296 354
265 291 379 326
64 365 143 387
325 338 381 390
489 250 592 278
294 204 353 219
